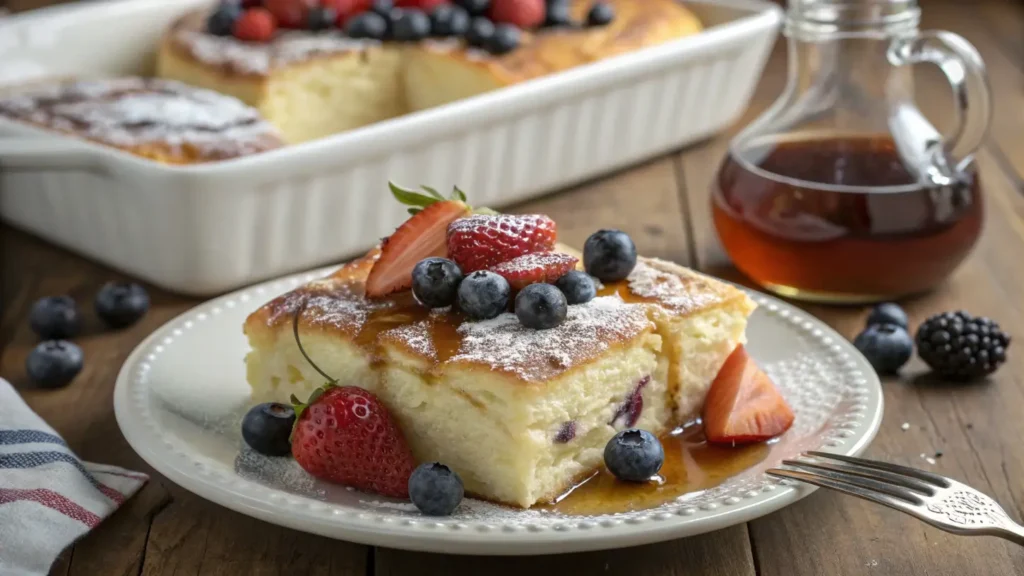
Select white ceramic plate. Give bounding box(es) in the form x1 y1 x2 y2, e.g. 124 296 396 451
113 265 883 555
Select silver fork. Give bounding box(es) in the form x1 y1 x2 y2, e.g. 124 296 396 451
767 451 1024 545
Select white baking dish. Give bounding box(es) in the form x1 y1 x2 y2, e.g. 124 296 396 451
0 0 781 296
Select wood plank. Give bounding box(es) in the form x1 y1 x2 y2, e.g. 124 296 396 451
140 488 367 576
921 0 1024 186
376 526 754 576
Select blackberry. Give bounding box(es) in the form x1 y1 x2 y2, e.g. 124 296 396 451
916 311 1011 380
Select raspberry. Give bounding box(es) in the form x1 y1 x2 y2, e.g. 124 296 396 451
396 0 449 10
489 252 578 290
264 0 313 28
489 0 544 29
233 8 278 41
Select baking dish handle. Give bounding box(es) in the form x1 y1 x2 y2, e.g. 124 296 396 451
0 137 107 172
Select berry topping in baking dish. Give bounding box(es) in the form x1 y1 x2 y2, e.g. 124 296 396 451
204 0 615 53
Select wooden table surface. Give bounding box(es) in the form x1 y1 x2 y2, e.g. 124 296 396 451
2 0 1023 574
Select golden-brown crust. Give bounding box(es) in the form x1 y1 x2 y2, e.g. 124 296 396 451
419 0 703 84
0 77 283 164
244 248 746 383
163 0 700 83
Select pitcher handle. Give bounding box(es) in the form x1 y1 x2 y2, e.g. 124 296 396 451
888 30 992 174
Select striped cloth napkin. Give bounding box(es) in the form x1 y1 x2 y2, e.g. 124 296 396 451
0 378 147 576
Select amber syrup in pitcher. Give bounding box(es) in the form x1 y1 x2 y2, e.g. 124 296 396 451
712 136 983 302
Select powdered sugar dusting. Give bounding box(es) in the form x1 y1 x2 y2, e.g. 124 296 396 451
451 296 651 381
171 12 377 76
627 260 722 314
384 321 437 361
263 282 391 338
0 77 281 161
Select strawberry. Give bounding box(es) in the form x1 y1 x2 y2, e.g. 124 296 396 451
702 346 795 445
489 0 545 29
489 252 578 290
291 385 417 498
365 183 472 298
264 0 313 28
447 214 557 274
233 8 278 41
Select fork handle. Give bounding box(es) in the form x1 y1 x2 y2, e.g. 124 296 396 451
996 522 1024 546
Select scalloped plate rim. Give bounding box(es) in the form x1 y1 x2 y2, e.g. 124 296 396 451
113 263 883 555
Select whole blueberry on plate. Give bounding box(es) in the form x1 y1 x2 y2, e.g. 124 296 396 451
486 23 521 55
207 2 243 36
554 270 596 305
392 8 431 41
457 270 510 320
29 295 81 340
515 283 567 329
345 11 388 39
853 323 913 374
455 0 490 16
412 257 463 308
409 462 464 516
430 4 470 36
241 402 296 456
95 282 150 329
586 2 614 26
866 302 909 329
604 429 663 482
465 16 495 48
26 340 84 389
584 229 637 282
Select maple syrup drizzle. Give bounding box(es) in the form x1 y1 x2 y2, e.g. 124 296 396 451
544 423 769 515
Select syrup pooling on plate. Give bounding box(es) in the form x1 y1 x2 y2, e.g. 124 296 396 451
545 423 770 515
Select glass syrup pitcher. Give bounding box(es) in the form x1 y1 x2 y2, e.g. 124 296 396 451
712 0 992 303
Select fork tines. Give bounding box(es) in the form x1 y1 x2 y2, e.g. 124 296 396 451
767 451 951 510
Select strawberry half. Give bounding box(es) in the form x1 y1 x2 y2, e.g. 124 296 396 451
447 214 557 274
489 252 578 290
702 345 795 445
291 385 417 498
365 184 471 298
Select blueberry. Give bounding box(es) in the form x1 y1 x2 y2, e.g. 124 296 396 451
515 283 567 330
586 2 614 26
455 0 490 16
465 16 495 48
853 323 914 374
345 12 388 39
95 282 150 329
583 229 637 282
412 257 463 308
409 462 464 516
370 0 394 17
603 429 663 482
554 270 596 305
206 2 242 36
391 8 432 41
544 1 574 27
241 402 295 456
457 270 510 320
29 296 81 340
866 302 909 329
430 4 470 36
486 23 520 55
307 6 336 31
25 340 83 389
